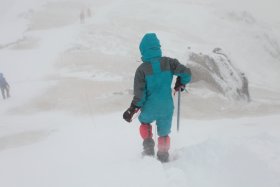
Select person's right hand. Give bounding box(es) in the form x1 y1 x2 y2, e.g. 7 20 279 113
174 76 185 92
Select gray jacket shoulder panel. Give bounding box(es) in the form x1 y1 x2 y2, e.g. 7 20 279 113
160 56 189 74
160 57 171 71
132 63 152 107
162 56 191 75
136 62 153 76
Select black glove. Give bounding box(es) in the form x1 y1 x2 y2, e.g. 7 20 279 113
174 76 185 92
123 103 140 123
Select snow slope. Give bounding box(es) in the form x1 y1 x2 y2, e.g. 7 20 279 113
0 112 280 187
0 0 280 187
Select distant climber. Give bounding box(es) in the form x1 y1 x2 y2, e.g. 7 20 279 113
241 73 251 102
80 10 85 24
87 8 92 17
0 73 10 100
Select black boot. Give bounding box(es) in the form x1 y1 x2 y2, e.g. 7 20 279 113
157 151 169 163
142 138 155 156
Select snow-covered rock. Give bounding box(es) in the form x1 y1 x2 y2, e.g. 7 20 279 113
188 48 250 101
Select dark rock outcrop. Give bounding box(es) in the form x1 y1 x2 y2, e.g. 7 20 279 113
188 48 250 101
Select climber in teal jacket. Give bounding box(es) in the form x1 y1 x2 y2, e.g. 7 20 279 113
123 33 191 162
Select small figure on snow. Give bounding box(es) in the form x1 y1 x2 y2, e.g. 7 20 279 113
0 73 10 100
241 73 251 102
87 8 92 18
80 10 85 24
123 33 192 162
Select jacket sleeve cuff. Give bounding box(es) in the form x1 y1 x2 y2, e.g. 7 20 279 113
131 102 141 109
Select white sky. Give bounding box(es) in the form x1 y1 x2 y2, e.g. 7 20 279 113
0 0 280 23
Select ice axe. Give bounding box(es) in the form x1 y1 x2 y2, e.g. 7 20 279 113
176 87 188 132
177 89 181 132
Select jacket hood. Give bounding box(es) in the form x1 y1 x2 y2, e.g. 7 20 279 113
139 33 162 62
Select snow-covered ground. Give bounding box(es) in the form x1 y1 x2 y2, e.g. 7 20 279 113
1 0 280 186
1 112 280 187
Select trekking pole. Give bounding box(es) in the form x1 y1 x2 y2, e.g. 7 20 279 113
177 90 181 132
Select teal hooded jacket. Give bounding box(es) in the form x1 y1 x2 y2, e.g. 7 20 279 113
132 33 191 136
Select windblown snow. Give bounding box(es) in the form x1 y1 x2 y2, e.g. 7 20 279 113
0 0 280 187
